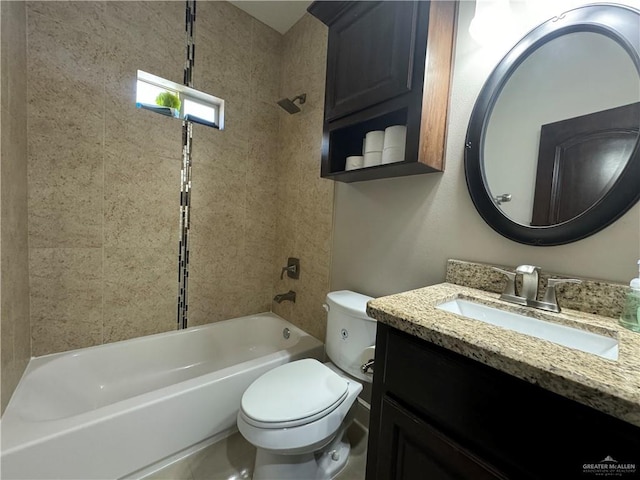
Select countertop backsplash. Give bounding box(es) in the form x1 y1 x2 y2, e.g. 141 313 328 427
446 259 628 319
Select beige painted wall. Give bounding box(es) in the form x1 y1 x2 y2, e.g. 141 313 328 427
1 0 31 413
26 1 283 356
271 14 332 342
331 1 640 298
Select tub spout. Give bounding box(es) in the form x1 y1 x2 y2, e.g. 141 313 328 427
274 291 296 303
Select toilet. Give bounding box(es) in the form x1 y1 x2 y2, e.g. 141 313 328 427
237 290 376 480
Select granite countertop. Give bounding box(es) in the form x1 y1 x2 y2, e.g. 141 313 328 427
366 282 640 428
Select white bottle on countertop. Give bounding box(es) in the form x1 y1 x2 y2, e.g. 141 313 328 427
631 260 640 290
619 260 640 332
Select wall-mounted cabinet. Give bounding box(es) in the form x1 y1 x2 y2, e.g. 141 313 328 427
308 1 457 183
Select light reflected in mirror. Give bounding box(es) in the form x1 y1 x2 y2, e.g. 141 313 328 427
483 32 640 226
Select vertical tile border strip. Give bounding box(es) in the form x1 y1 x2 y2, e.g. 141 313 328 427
177 0 196 330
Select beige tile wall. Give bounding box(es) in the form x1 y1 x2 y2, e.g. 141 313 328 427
188 2 284 326
1 0 31 413
26 1 286 356
27 1 108 357
271 14 332 342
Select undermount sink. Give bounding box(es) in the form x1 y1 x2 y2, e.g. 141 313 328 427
437 299 618 360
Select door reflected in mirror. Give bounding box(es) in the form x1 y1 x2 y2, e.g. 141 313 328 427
530 102 638 226
483 32 640 226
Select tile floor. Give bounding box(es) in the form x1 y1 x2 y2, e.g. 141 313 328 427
144 421 368 480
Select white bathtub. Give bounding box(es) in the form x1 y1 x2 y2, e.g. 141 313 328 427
0 312 324 479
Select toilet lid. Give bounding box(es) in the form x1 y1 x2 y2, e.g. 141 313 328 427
241 359 349 426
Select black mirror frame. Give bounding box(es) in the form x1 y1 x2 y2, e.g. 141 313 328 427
464 3 640 246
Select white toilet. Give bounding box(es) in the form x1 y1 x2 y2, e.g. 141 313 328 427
237 290 376 480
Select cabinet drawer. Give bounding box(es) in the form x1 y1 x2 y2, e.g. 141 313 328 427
382 326 640 479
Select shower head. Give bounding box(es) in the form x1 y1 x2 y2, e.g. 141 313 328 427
277 93 306 114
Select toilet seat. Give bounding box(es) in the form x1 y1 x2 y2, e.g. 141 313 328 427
240 359 349 429
237 364 363 455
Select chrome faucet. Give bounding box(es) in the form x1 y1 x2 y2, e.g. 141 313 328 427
515 265 540 301
273 290 296 303
493 265 582 313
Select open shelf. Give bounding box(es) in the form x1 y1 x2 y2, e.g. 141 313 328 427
327 109 408 173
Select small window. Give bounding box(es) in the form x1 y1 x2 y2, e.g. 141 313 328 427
136 79 181 118
183 98 217 128
136 70 225 129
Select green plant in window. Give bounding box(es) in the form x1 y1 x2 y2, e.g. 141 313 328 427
155 91 181 110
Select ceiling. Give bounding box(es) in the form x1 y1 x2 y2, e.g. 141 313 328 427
229 1 313 35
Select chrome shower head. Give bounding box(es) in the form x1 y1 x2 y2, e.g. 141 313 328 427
277 93 306 114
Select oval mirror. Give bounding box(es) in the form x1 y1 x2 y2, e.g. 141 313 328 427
465 3 640 246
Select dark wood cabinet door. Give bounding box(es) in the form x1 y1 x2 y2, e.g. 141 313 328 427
325 1 420 121
373 396 507 480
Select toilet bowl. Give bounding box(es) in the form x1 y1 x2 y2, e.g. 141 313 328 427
237 291 376 480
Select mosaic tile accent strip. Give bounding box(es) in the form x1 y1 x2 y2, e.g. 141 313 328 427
177 0 197 330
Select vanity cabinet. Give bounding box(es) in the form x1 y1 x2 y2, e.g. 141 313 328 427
308 1 457 183
366 323 640 480
376 396 506 479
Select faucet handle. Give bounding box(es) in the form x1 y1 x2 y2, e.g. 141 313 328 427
547 278 582 288
491 267 517 296
491 267 528 304
540 278 582 312
492 267 515 276
280 257 300 280
280 265 295 280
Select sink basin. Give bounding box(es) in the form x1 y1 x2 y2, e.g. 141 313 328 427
437 299 618 360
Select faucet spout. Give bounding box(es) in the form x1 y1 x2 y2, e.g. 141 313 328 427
274 290 296 304
515 265 540 301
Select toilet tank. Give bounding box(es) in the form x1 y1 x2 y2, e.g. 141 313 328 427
324 290 377 383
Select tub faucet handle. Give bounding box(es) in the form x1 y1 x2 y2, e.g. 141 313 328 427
280 265 295 279
280 257 300 280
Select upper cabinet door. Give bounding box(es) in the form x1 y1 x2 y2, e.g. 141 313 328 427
325 2 420 121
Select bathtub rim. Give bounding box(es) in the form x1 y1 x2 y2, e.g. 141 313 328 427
1 312 324 453
19 311 312 365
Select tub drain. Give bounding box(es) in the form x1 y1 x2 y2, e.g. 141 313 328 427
282 328 291 339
